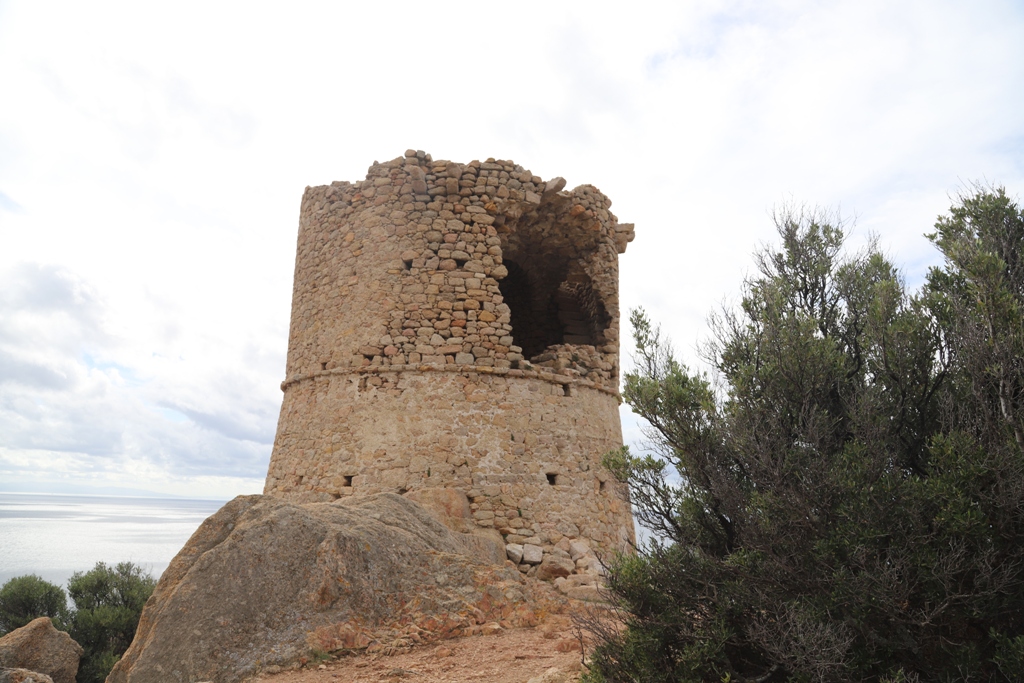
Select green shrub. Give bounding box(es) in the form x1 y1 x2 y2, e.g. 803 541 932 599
0 574 69 634
587 189 1024 682
67 562 155 683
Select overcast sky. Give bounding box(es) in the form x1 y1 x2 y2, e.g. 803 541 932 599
1 1 1022 499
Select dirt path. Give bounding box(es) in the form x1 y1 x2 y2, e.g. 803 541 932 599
255 614 589 683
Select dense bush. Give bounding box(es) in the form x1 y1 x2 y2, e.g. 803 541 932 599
586 188 1024 682
0 574 68 634
0 563 155 683
67 562 156 683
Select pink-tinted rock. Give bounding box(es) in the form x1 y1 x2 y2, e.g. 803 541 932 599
0 618 81 683
0 668 55 683
108 493 558 683
536 554 576 581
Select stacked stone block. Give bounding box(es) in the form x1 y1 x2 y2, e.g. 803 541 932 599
265 150 637 561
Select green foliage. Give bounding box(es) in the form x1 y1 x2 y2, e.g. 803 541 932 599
0 574 69 634
587 193 1024 682
67 562 156 683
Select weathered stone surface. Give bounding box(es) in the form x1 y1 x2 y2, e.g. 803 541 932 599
505 543 524 565
568 539 591 561
403 488 506 565
263 152 637 562
522 544 544 565
0 669 55 683
0 619 81 683
576 554 606 575
108 494 555 683
554 573 607 602
537 554 577 581
527 667 572 683
404 486 472 528
564 585 604 602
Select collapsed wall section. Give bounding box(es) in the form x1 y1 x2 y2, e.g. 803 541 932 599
265 150 636 557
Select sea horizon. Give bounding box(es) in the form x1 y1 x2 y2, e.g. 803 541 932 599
0 491 227 592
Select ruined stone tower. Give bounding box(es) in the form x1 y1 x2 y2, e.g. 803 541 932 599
265 150 636 558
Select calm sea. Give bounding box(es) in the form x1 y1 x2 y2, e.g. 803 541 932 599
0 493 226 591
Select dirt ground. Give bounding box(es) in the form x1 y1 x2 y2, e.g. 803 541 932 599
256 613 592 683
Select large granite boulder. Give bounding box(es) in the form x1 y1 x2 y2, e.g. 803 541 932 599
0 618 81 683
108 493 556 683
402 488 506 564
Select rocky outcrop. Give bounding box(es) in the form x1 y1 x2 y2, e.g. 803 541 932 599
108 493 562 683
402 488 506 565
0 618 81 683
0 669 54 683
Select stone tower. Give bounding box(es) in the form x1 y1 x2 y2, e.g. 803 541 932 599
265 150 636 557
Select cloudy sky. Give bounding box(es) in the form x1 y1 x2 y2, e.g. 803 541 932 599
1 1 1022 499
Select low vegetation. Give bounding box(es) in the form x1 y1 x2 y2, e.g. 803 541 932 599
586 187 1024 682
0 562 156 683
0 573 70 633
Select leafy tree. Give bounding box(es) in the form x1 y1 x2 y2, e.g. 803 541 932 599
67 562 155 683
586 191 1024 682
0 574 69 634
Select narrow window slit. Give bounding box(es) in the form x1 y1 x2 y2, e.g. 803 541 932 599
546 473 558 486
342 475 353 487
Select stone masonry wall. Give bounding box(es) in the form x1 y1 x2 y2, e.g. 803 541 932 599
265 150 637 565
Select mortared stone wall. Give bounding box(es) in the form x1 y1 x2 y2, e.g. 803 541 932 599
265 150 636 567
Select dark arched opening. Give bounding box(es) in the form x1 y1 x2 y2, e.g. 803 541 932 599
500 260 562 358
498 259 610 362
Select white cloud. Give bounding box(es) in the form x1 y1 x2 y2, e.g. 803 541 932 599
0 0 1022 497
0 263 276 494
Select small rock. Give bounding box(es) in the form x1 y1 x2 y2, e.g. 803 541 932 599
558 574 598 590
506 543 524 564
434 646 452 658
549 547 571 560
408 167 428 194
522 544 543 565
536 554 576 581
568 539 591 561
0 669 55 683
544 177 567 193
